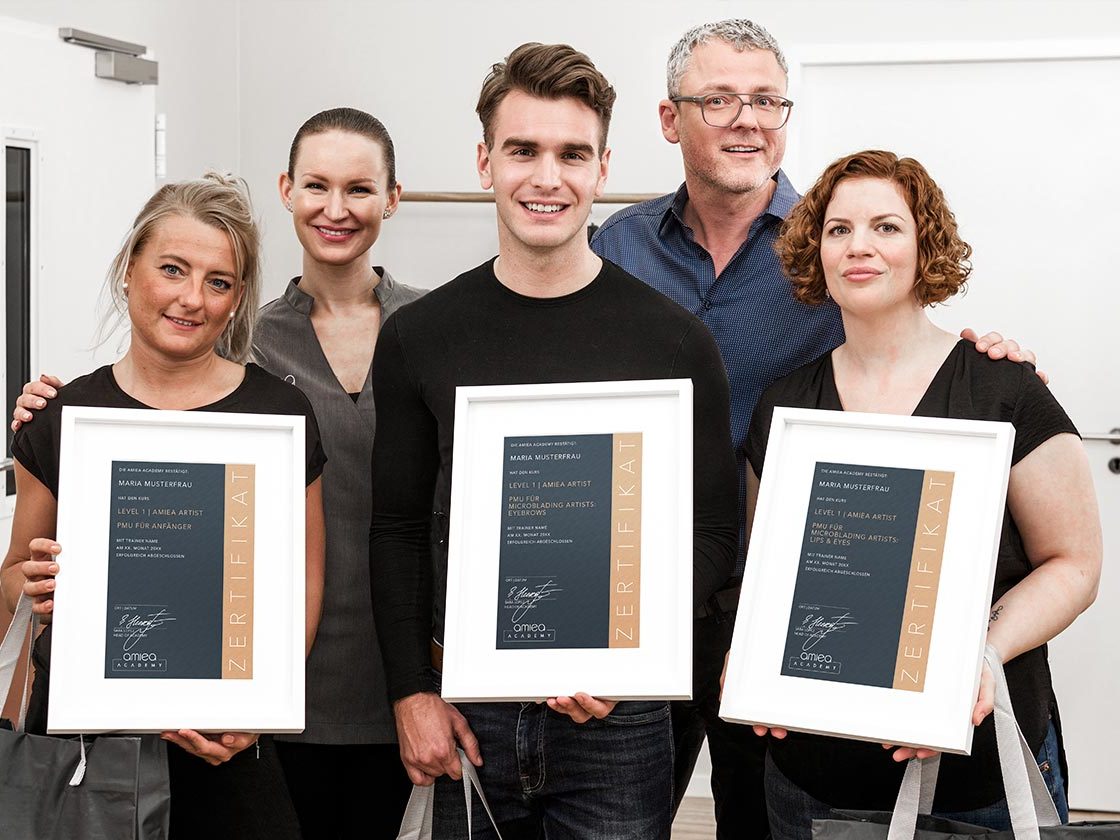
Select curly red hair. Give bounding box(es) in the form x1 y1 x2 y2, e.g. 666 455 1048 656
777 150 972 307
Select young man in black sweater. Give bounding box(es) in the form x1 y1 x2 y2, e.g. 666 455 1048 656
370 43 737 838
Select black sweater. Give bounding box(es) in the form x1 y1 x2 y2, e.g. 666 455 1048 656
370 258 738 702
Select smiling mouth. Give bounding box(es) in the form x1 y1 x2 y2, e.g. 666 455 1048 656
314 225 357 239
164 315 201 328
723 146 761 154
522 202 568 215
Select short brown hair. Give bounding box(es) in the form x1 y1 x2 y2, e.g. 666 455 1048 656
778 150 972 307
476 43 617 153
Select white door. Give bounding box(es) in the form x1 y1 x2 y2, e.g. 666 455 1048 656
1 16 154 716
787 41 1120 811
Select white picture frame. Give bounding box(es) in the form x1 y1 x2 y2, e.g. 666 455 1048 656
47 406 306 734
441 379 693 702
721 408 1014 754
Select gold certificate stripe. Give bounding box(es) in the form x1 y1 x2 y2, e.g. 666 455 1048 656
609 433 642 649
223 464 255 680
892 470 954 692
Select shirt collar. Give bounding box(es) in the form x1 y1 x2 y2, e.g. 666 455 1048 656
659 168 799 238
283 266 397 316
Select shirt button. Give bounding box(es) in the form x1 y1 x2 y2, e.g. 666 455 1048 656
702 300 713 311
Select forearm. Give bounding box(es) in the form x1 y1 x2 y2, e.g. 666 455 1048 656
987 554 1098 664
0 559 23 612
304 480 326 656
370 513 437 701
993 433 1102 663
3 461 58 612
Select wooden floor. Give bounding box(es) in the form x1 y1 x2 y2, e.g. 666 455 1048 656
671 797 1118 839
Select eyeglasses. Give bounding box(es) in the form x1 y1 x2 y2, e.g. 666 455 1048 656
670 92 794 130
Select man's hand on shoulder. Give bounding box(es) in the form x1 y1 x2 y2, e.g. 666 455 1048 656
393 691 482 786
960 329 1048 384
11 374 63 432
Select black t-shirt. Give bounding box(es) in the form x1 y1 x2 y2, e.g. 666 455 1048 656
370 257 739 702
745 340 1077 811
13 363 325 495
12 362 326 723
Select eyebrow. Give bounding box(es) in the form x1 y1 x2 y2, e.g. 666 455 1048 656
300 172 379 187
501 137 596 156
701 83 785 95
824 213 906 225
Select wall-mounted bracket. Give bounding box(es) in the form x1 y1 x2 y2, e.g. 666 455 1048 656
58 27 158 85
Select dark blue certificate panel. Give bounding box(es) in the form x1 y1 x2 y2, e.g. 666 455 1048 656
497 435 612 649
782 462 923 688
106 461 224 679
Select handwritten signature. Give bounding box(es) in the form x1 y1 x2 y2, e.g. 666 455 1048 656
799 612 858 651
506 580 564 623
116 609 177 651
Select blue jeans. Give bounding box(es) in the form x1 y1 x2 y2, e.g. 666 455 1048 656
432 700 674 839
765 721 1069 840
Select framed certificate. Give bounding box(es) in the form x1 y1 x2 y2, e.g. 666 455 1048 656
47 406 306 733
721 408 1014 754
441 380 693 702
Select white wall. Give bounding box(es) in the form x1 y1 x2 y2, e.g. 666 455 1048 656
5 0 1119 299
0 0 240 182
236 0 1120 300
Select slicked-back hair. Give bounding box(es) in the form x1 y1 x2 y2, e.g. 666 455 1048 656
103 172 261 363
476 42 617 154
287 107 397 189
777 150 972 308
666 19 788 97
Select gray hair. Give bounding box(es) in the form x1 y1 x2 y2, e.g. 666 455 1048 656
666 19 788 97
102 172 261 364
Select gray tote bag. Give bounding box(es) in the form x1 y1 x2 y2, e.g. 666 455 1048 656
812 646 1120 840
0 595 171 839
396 749 503 840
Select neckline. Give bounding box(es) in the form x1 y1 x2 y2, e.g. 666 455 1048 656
825 338 966 416
286 275 386 407
285 266 392 315
106 363 253 411
486 256 607 307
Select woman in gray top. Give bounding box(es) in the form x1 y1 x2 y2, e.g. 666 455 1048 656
13 109 424 838
259 108 424 838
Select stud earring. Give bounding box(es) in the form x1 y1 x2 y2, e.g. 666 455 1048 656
229 311 236 319
122 282 129 290
286 202 292 211
383 210 391 219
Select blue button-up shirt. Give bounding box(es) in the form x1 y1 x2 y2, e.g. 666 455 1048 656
591 170 845 573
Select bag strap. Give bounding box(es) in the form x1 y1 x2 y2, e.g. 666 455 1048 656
985 645 1059 835
0 594 34 709
887 645 1060 840
888 756 936 840
396 749 504 840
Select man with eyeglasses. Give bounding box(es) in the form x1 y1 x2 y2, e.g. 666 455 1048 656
591 18 1037 840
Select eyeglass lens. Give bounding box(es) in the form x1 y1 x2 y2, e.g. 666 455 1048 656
702 94 789 129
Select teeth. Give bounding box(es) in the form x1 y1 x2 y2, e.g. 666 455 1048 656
726 146 759 152
316 227 352 235
168 317 197 327
525 203 564 213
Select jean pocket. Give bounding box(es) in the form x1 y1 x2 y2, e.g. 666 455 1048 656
1034 719 1065 805
597 700 671 727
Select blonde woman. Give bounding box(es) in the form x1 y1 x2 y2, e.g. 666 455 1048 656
0 174 326 839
